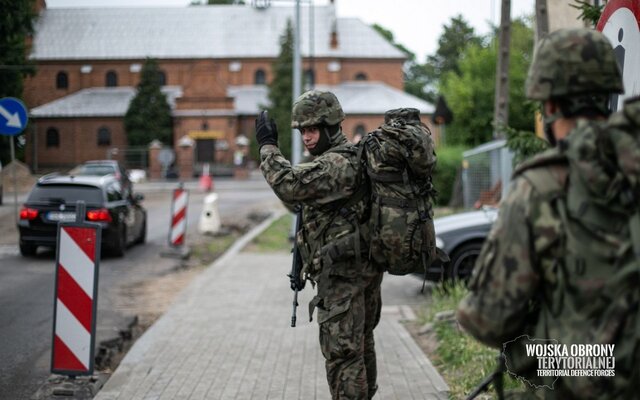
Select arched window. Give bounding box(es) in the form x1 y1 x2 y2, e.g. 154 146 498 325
254 69 266 85
97 127 111 146
304 69 315 88
106 71 118 87
355 72 368 81
56 72 68 89
158 70 167 86
46 128 60 148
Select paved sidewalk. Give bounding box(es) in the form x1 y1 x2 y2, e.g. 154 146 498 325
94 213 449 400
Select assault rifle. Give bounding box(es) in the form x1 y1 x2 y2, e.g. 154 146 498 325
466 355 505 400
288 206 305 327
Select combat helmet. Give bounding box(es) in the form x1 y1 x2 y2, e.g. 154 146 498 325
291 90 345 129
526 28 623 100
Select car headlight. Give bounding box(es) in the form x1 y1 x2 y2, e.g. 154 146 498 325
435 236 444 249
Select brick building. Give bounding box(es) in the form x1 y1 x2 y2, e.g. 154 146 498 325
24 1 434 177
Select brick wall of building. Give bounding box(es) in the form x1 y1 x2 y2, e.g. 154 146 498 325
29 117 126 171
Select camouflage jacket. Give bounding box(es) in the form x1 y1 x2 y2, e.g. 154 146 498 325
457 97 640 397
260 132 371 282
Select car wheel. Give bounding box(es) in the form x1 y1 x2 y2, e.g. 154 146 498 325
136 216 147 245
19 242 37 257
111 226 126 257
448 242 483 283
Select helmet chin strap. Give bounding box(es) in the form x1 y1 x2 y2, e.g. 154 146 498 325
542 109 564 147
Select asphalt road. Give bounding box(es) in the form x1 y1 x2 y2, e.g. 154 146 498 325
0 175 280 400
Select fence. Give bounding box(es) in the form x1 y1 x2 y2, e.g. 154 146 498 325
106 147 149 170
461 140 514 209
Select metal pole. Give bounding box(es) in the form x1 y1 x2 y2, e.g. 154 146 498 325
291 0 302 166
10 137 18 225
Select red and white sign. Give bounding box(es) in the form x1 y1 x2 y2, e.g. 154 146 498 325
170 187 188 247
52 225 100 375
597 0 640 110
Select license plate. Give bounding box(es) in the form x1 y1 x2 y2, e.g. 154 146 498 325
47 212 77 222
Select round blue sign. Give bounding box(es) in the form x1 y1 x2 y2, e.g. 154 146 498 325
0 97 29 136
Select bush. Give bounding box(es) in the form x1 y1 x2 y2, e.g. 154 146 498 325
433 145 466 206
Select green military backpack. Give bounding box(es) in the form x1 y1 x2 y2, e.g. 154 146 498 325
359 108 441 276
504 97 640 398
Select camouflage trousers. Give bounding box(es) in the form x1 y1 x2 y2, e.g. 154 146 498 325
312 265 383 400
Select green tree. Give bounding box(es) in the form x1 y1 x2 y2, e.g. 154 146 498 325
440 18 536 147
124 58 172 146
571 0 604 27
0 0 37 164
254 20 294 161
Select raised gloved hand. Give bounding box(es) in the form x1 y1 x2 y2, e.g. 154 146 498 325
255 110 279 148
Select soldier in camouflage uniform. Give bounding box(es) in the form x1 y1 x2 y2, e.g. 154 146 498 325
255 90 383 399
457 28 640 398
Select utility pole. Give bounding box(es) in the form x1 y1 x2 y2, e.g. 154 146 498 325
493 0 511 138
535 0 549 41
291 0 302 166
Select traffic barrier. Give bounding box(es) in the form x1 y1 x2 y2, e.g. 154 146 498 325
169 184 188 247
51 202 100 376
198 192 221 234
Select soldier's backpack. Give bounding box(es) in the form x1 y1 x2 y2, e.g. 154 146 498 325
359 108 442 277
503 96 640 398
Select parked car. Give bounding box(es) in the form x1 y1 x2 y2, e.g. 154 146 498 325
17 174 146 257
432 207 498 282
69 160 132 195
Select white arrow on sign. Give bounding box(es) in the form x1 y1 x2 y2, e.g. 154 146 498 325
0 104 23 129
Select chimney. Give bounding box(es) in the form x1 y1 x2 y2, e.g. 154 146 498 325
329 0 338 49
330 23 339 49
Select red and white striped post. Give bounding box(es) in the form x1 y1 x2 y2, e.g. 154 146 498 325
169 184 189 247
51 212 100 376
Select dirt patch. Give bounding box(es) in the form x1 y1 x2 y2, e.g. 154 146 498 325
403 318 440 362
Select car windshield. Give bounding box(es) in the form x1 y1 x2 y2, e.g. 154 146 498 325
69 164 116 177
27 185 103 205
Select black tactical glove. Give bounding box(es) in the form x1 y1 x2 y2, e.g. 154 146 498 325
255 110 278 148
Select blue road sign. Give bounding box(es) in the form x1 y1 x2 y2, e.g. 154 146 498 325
0 97 29 136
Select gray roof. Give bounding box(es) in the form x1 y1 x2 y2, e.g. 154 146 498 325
228 82 434 115
31 82 433 118
31 5 406 61
30 86 183 118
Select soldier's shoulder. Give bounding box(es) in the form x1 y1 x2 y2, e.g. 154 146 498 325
512 148 568 199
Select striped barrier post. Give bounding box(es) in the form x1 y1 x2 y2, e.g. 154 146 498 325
169 184 188 247
51 202 100 376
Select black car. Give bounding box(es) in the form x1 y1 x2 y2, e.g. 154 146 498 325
18 174 146 257
433 207 498 281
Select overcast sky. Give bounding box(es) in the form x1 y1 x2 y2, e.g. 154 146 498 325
45 0 536 62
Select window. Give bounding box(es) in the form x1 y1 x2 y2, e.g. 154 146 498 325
304 69 315 88
46 128 60 148
106 71 118 87
158 70 167 86
354 124 366 143
254 69 266 85
106 182 123 202
355 72 368 81
56 72 68 89
97 127 111 146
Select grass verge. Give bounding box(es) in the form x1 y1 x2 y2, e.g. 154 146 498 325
245 213 293 252
417 282 523 399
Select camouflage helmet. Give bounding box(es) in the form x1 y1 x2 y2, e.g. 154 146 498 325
291 90 345 129
525 28 624 100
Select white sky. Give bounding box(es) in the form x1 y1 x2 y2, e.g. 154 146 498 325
45 0 535 62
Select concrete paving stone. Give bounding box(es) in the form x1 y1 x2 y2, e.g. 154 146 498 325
94 213 449 400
